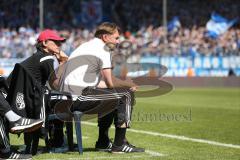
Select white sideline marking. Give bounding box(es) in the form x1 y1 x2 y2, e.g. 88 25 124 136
82 121 240 149
145 150 165 156
68 155 157 159
47 154 164 160
73 135 89 139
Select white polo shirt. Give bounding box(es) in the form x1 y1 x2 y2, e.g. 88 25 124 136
60 38 112 95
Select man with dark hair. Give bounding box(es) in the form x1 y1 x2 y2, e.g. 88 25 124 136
60 22 144 153
16 29 69 149
0 29 69 159
19 29 68 88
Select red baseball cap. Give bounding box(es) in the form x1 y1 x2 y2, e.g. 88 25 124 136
37 29 65 42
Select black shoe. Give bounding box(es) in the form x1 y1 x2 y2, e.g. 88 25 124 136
95 140 113 152
0 151 32 160
111 143 145 153
124 139 144 150
9 118 43 133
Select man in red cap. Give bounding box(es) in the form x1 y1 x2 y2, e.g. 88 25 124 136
6 29 69 153
19 29 68 88
0 29 67 159
23 28 69 146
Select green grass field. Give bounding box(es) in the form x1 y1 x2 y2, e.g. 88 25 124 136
10 88 240 160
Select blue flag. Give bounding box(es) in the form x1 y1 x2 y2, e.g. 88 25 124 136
167 17 181 33
81 1 102 24
206 12 237 38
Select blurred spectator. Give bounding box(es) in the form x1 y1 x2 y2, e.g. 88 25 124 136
0 25 239 58
113 0 239 31
0 0 239 58
228 68 236 76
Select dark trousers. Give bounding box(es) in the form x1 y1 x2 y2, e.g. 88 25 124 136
96 88 135 144
47 100 64 148
0 116 10 150
72 87 135 128
0 92 11 117
0 90 11 150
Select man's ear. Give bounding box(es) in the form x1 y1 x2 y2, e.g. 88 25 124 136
42 41 47 47
102 35 108 42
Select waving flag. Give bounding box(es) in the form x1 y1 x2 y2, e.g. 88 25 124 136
81 1 102 24
167 17 181 33
206 12 237 38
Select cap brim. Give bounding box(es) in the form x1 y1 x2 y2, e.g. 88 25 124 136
37 38 66 42
50 37 66 42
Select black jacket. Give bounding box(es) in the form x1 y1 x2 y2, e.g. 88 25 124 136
0 75 8 95
6 63 45 119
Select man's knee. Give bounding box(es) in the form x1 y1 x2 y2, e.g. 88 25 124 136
114 112 132 128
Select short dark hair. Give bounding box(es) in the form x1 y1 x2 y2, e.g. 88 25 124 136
35 41 45 52
94 22 120 38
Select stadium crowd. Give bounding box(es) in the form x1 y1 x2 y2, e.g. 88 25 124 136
113 0 239 30
0 0 239 158
1 26 239 58
0 0 240 58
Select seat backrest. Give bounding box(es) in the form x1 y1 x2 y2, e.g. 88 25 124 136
0 75 8 96
47 90 73 122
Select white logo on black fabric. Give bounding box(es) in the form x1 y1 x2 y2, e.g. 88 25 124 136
16 92 25 110
2 92 7 98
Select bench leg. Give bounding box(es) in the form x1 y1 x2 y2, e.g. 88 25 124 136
73 111 83 154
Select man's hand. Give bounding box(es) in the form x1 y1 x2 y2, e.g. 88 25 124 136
125 78 138 91
130 85 138 92
55 50 68 64
125 77 133 83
